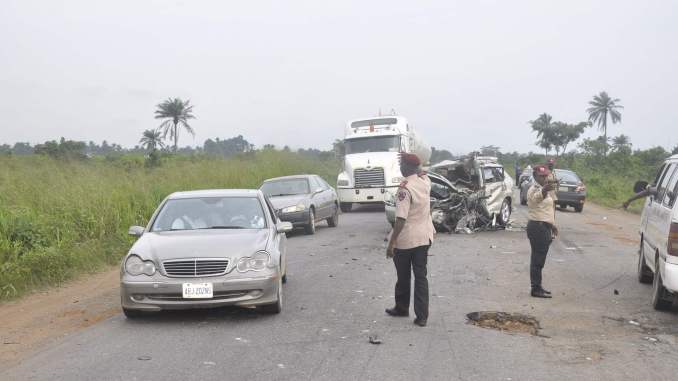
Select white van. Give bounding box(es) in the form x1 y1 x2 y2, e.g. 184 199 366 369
637 154 678 310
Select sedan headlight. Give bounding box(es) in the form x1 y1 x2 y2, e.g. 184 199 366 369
237 251 271 272
282 203 306 213
125 254 156 276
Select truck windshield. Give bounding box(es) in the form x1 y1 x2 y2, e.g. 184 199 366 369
344 136 400 154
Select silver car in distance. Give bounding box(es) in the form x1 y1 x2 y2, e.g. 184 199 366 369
120 189 292 318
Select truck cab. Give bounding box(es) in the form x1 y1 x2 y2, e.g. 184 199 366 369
336 116 430 212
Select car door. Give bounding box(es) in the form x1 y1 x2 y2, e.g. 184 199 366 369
309 176 328 219
318 177 337 214
264 196 287 275
656 165 678 272
482 166 505 215
646 163 676 270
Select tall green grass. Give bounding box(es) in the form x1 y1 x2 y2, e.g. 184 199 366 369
0 151 339 300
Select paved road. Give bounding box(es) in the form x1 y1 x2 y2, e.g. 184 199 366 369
4 196 678 380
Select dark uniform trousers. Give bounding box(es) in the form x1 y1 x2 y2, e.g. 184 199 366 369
526 220 553 290
393 243 430 320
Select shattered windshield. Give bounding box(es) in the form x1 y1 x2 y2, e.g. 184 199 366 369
344 136 401 154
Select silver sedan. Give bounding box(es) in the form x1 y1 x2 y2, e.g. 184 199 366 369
120 189 292 318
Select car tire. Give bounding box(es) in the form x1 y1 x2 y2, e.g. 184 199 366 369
122 307 145 319
574 204 584 213
258 277 282 314
652 255 673 311
327 205 339 227
637 240 653 284
340 202 352 213
304 209 316 235
497 199 511 226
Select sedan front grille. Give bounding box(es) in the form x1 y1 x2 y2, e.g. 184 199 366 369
354 168 385 188
163 258 229 277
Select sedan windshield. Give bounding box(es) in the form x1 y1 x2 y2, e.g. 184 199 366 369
261 179 310 197
344 136 401 154
151 197 267 231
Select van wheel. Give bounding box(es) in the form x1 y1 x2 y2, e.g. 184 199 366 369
652 256 673 311
637 240 653 284
340 202 352 213
497 199 511 226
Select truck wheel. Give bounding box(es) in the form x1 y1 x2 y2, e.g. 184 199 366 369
637 240 653 284
327 205 339 227
304 209 316 235
652 255 673 311
340 202 352 213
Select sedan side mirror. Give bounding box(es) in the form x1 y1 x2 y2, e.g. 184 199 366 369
276 221 293 233
633 180 649 194
128 225 145 237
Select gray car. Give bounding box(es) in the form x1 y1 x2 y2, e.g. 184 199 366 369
260 175 339 235
120 189 292 318
519 169 587 212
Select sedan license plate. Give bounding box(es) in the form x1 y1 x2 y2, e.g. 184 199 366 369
559 186 570 192
182 283 213 299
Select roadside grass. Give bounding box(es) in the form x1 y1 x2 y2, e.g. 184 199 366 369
0 151 339 300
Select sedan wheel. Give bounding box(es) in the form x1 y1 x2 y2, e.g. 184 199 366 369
304 209 316 235
327 205 339 227
497 199 511 226
258 276 282 314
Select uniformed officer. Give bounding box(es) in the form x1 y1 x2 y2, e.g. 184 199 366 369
386 152 435 327
526 164 559 298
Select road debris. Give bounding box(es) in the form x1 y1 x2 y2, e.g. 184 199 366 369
614 289 619 295
137 355 152 361
203 361 216 366
368 335 382 344
277 363 285 369
628 320 640 326
466 311 541 336
644 337 658 343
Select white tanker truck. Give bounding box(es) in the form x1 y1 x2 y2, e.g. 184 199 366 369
336 115 431 212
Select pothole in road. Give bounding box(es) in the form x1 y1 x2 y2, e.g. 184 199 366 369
467 311 541 336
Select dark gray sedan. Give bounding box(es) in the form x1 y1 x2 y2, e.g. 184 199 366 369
519 169 586 212
260 175 339 234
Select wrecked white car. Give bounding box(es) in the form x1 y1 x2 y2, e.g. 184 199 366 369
385 155 514 233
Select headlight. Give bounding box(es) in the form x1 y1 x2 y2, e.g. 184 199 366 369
337 179 349 187
237 251 271 272
125 255 156 276
282 203 306 213
391 177 404 184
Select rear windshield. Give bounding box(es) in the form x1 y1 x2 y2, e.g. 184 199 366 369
555 171 580 183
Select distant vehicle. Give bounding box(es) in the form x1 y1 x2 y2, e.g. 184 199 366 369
336 115 431 212
519 169 587 212
385 156 513 229
636 154 678 310
121 189 292 318
260 175 339 235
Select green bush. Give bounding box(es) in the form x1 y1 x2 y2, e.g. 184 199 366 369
0 152 340 300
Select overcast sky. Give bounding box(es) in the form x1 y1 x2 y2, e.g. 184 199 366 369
1 0 676 154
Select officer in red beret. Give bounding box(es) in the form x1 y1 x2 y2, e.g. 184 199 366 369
385 152 435 327
526 164 559 298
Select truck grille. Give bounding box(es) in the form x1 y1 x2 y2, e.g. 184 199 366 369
163 259 229 277
354 168 385 188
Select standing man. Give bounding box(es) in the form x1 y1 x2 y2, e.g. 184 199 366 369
386 152 435 327
526 165 558 298
515 163 522 186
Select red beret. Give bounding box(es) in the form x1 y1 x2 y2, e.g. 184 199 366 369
400 152 421 166
533 164 551 176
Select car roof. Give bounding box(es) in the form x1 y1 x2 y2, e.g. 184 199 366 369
263 175 314 182
167 189 262 199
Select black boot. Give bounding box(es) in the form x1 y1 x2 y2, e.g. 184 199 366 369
385 307 409 317
531 288 552 298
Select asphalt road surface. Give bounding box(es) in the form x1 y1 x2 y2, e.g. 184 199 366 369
4 195 678 380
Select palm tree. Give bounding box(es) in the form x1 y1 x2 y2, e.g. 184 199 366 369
586 91 623 156
139 129 165 151
530 113 554 155
154 98 196 151
611 134 631 153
